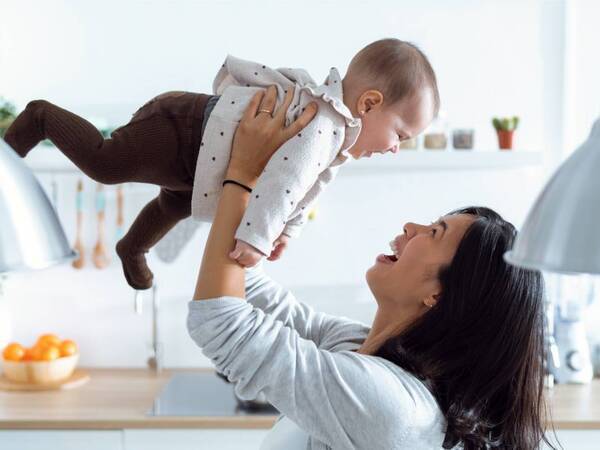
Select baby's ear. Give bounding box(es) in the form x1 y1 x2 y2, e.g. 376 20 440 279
360 90 384 112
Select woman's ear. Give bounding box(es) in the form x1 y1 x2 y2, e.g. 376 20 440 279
357 90 384 114
423 293 440 308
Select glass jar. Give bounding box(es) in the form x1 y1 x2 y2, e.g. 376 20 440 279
398 136 418 150
452 129 474 150
424 112 448 150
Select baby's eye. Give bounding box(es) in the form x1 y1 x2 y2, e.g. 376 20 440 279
431 228 437 236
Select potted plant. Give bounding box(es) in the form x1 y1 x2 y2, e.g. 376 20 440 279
0 98 17 139
492 116 519 150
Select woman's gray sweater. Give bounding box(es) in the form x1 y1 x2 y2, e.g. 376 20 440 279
187 263 447 449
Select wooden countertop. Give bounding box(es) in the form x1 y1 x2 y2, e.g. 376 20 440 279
0 368 276 430
0 368 599 430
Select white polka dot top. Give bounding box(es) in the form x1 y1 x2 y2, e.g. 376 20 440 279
191 55 362 256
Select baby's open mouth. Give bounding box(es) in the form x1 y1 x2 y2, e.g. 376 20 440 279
385 254 398 262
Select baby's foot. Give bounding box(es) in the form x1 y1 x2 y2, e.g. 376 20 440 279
116 240 154 290
4 100 47 157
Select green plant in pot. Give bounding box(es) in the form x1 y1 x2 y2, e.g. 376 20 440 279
0 98 17 139
492 116 519 150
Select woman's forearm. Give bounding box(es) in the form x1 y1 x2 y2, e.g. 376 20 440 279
193 183 250 300
191 87 314 301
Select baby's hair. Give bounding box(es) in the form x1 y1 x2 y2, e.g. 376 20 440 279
346 38 440 114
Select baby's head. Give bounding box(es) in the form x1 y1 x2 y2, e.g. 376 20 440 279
342 38 440 159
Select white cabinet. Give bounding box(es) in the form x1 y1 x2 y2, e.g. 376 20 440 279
1 428 595 449
0 430 124 450
544 430 600 450
0 429 268 450
123 429 268 450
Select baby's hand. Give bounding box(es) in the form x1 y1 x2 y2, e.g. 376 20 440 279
229 239 264 267
267 233 290 262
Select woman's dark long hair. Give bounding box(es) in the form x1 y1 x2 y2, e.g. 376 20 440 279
375 206 556 449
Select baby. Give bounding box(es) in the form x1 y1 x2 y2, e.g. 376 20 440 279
5 38 439 290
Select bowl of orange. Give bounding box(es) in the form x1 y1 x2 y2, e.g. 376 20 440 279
1 334 79 384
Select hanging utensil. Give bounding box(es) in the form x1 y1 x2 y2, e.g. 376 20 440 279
71 179 85 269
92 183 110 269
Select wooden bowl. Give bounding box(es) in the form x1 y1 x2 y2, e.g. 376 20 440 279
1 354 79 384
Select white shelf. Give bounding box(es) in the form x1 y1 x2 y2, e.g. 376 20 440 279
22 144 544 175
340 149 544 173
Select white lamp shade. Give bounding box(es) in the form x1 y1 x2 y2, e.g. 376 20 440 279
0 139 76 273
504 118 600 274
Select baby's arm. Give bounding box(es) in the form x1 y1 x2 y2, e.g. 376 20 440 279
233 105 344 259
281 165 340 239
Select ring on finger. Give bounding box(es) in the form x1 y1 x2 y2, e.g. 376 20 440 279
258 108 273 115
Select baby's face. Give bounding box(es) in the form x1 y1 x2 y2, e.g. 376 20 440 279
348 88 435 159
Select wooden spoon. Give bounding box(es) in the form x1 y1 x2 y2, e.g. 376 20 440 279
92 183 110 269
71 179 85 269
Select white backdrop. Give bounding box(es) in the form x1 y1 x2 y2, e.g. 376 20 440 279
2 0 595 368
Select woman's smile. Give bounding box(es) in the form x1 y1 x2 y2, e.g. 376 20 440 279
376 253 398 264
375 238 403 264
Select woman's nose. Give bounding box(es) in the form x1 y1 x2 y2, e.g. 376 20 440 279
402 222 416 238
402 222 427 239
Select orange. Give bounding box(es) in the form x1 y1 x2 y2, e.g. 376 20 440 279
59 340 78 357
22 347 35 361
30 345 46 361
40 345 60 361
2 343 25 361
36 334 61 349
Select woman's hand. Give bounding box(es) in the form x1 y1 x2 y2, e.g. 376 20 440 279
225 85 318 189
194 87 317 300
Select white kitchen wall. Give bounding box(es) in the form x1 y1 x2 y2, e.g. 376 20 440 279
0 0 589 368
562 0 600 154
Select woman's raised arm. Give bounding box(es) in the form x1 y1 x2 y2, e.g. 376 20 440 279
193 86 317 300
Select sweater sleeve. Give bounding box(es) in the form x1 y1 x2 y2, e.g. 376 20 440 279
281 164 339 239
187 298 411 449
234 104 344 256
242 263 368 350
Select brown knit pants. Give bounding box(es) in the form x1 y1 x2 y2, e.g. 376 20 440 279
4 91 211 290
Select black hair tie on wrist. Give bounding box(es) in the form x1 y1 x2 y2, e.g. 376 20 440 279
222 179 252 193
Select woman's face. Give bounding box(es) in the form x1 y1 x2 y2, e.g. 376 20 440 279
366 213 475 310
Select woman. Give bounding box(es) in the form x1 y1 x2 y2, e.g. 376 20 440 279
187 87 556 449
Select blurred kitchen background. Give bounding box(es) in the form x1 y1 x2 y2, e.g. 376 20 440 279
1 0 599 373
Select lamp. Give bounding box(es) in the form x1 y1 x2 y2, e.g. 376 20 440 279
504 118 600 386
504 118 600 273
0 138 76 273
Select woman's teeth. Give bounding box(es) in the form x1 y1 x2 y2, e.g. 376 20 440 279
389 240 400 259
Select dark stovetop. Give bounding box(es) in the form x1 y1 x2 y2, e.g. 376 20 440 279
147 372 278 417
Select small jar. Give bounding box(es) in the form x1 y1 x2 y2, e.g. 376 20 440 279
452 129 474 150
424 113 448 150
398 136 418 150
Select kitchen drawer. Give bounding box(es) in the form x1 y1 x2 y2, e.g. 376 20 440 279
544 430 600 449
124 429 269 450
0 430 124 450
